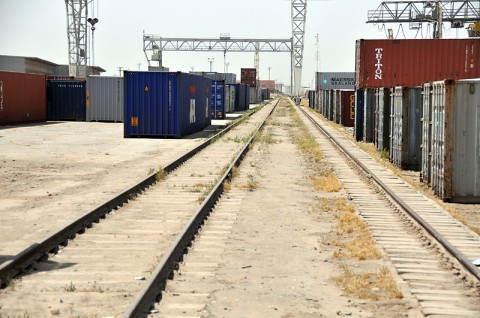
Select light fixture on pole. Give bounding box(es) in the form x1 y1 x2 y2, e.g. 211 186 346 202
87 17 99 66
208 58 214 72
268 67 271 80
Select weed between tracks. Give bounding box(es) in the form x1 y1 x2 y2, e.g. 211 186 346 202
291 98 402 301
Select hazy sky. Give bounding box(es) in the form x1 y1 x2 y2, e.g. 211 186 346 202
0 0 468 88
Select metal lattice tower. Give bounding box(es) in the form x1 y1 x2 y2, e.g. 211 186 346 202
65 0 88 76
367 1 480 38
292 0 307 95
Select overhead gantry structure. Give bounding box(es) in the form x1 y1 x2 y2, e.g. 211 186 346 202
367 1 480 38
143 35 292 81
291 0 307 96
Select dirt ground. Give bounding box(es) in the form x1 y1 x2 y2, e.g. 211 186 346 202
158 100 421 317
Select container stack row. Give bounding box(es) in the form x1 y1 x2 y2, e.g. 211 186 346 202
1 71 262 138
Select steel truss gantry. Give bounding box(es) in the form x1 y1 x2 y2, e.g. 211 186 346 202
291 0 307 96
143 35 293 89
367 1 480 38
65 0 89 76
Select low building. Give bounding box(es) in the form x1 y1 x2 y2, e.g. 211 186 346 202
0 55 105 76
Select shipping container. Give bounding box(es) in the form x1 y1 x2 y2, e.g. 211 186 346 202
308 90 316 109
124 71 211 138
390 87 422 170
241 68 257 87
224 84 235 114
218 73 237 85
363 88 376 143
354 89 364 141
332 90 340 123
86 76 123 122
261 88 271 101
47 80 86 121
0 71 46 125
233 83 249 111
316 72 355 91
249 86 258 104
339 90 355 127
211 80 225 119
421 83 433 185
430 79 480 202
375 88 391 151
326 90 334 121
356 39 480 89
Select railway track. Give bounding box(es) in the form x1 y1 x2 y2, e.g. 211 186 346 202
0 100 277 317
296 103 480 317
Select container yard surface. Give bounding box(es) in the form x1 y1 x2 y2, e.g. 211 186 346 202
356 39 480 89
0 71 46 125
0 121 204 254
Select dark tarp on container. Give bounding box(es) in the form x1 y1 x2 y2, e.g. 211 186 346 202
0 71 46 125
47 80 86 121
124 71 211 138
233 83 249 112
354 90 364 141
211 80 225 119
363 88 375 143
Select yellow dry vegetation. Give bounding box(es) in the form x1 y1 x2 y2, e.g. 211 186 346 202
311 172 343 193
335 264 403 300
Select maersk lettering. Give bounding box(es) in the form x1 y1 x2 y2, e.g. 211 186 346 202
375 48 383 80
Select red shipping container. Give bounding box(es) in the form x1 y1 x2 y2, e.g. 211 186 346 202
355 39 480 89
241 68 257 87
340 90 355 127
0 71 46 125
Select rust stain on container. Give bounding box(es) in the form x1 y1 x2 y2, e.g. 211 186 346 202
241 68 257 87
0 71 46 125
356 39 480 89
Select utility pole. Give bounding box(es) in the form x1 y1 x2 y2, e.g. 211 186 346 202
208 58 214 72
268 67 271 80
117 67 123 76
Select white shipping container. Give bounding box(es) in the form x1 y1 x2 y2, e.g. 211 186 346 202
430 79 480 202
86 76 124 122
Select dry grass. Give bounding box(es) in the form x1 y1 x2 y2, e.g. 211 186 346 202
156 169 167 181
335 264 402 300
240 174 259 192
311 172 343 193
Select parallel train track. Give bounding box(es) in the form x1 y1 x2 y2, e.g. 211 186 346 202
297 103 480 317
0 100 277 317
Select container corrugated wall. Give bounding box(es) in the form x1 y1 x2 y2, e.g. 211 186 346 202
356 39 480 89
421 83 433 184
86 76 123 122
431 79 480 202
376 88 391 151
47 80 86 121
211 80 225 119
390 87 422 170
340 90 355 127
124 72 211 138
355 90 365 141
233 83 248 111
363 88 375 143
224 85 235 114
0 71 46 125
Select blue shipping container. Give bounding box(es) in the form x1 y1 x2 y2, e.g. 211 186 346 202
47 80 86 121
124 72 211 138
211 80 226 119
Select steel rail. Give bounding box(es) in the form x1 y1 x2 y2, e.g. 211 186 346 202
296 104 480 282
0 103 266 288
123 99 279 317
